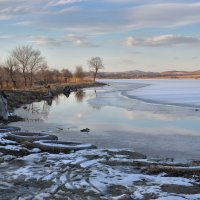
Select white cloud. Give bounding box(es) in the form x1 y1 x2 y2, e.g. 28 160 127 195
67 34 99 47
28 36 63 46
28 35 98 48
15 21 33 26
0 15 11 20
124 36 138 46
124 35 200 47
0 34 13 39
1 1 200 33
48 0 83 6
145 35 200 46
125 3 200 29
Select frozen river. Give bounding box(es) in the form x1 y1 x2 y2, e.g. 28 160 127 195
13 79 200 162
126 79 200 107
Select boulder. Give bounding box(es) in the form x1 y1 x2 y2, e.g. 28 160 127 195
0 92 8 120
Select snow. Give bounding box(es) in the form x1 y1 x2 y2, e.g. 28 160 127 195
80 159 99 168
157 194 200 200
0 145 23 151
0 133 17 145
33 193 51 200
34 140 94 149
111 194 130 200
0 145 199 199
156 196 186 200
29 148 41 153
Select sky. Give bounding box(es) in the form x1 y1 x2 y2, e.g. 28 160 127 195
0 0 200 72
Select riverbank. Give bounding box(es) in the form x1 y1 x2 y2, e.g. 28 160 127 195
0 81 106 124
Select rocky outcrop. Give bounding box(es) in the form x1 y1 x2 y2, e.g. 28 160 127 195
0 92 8 120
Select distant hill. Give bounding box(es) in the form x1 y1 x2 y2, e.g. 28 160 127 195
97 70 200 79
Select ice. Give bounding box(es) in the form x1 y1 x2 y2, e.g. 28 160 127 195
80 159 99 168
156 196 186 200
126 79 200 107
89 79 200 118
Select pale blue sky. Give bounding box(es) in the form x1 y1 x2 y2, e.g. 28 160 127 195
0 0 200 72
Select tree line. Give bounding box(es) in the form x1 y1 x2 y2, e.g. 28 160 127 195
0 45 104 89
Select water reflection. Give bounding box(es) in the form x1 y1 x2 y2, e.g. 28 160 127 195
15 87 200 135
74 90 86 103
46 98 52 106
13 83 200 161
19 90 95 121
63 92 71 98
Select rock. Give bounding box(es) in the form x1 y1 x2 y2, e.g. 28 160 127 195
80 128 90 133
33 140 96 153
6 132 58 143
20 141 34 149
0 92 8 120
0 145 29 156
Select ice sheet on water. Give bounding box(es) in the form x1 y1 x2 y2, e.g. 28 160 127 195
89 79 200 116
126 79 200 107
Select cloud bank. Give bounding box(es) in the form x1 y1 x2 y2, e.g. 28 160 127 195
124 35 200 47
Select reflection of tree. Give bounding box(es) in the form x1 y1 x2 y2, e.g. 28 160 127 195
27 103 40 114
63 92 71 98
46 98 52 106
53 95 60 105
87 89 97 98
26 100 51 120
87 89 101 110
75 90 86 103
90 104 101 110
42 100 51 119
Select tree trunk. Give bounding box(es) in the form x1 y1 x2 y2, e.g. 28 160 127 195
23 75 27 87
30 71 33 87
6 81 9 88
9 70 17 88
12 80 17 88
93 70 98 81
22 68 27 87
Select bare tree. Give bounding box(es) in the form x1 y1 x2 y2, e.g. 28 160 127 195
11 45 33 87
11 45 47 87
42 69 54 84
36 63 48 84
52 70 61 83
28 50 45 87
88 57 104 81
74 66 84 81
4 57 18 88
61 69 72 83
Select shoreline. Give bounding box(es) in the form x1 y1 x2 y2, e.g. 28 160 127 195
0 81 106 124
1 80 199 199
11 79 200 162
